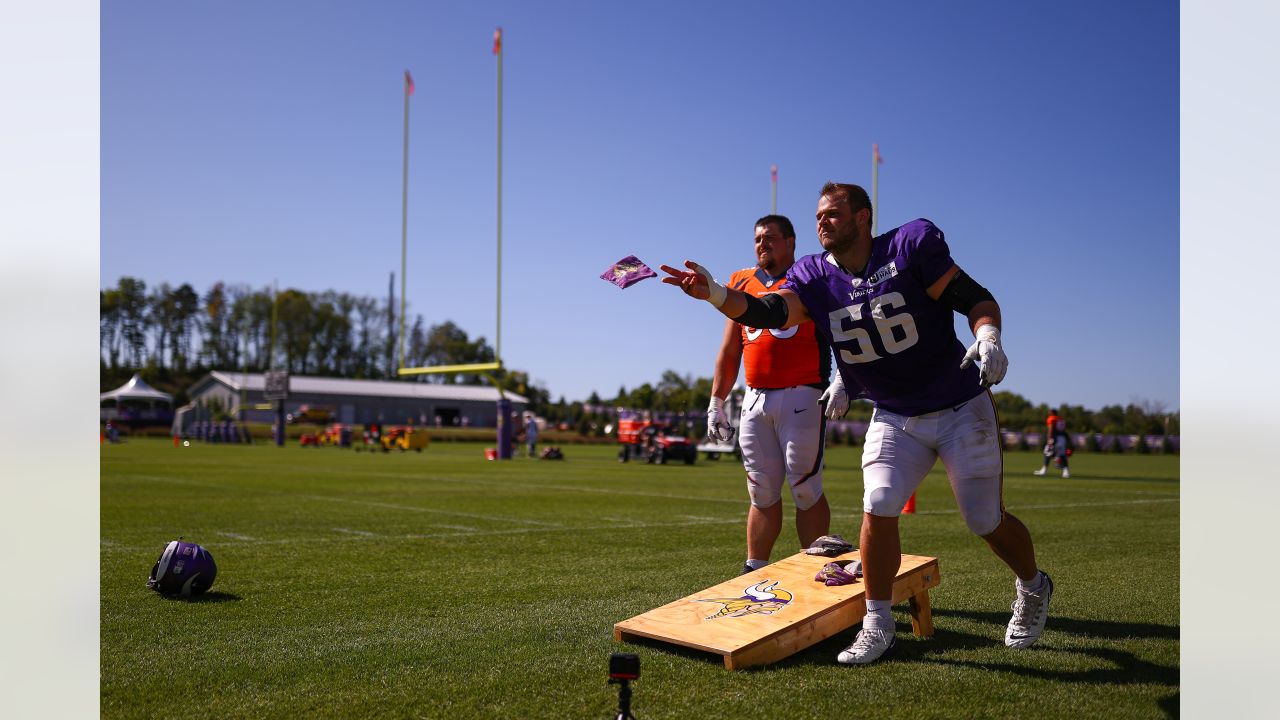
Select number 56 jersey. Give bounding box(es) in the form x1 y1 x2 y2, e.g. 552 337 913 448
785 218 983 416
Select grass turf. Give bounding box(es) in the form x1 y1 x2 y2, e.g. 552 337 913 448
101 440 1178 719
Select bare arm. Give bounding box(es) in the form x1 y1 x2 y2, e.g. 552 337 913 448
926 264 1001 334
659 261 811 327
940 263 1009 386
712 318 743 400
966 300 1001 335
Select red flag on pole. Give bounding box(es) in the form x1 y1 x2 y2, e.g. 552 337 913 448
770 164 778 182
493 27 503 55
873 143 883 164
405 70 414 96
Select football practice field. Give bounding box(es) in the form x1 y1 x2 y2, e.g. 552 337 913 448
101 439 1179 719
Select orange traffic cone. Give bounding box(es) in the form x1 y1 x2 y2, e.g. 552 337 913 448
902 492 917 514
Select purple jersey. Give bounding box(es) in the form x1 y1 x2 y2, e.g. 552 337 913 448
786 219 982 416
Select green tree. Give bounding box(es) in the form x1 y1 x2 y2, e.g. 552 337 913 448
169 283 200 371
100 288 122 369
114 277 149 368
201 282 231 369
275 289 314 373
420 321 495 385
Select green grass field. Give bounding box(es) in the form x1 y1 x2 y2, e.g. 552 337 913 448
101 440 1179 719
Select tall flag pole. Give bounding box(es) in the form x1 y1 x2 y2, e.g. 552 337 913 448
493 27 503 365
871 143 883 236
399 70 414 370
770 165 778 214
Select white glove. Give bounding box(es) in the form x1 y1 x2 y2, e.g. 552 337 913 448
707 396 733 442
960 324 1007 387
818 373 850 419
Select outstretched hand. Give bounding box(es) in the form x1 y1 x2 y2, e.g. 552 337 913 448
659 261 712 301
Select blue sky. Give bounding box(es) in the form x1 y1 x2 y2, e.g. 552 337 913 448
101 0 1179 411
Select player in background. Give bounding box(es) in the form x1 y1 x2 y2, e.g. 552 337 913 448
706 215 836 576
661 182 1052 666
524 413 539 459
1034 409 1071 478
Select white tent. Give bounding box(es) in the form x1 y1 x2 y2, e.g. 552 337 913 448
101 374 172 404
101 374 174 423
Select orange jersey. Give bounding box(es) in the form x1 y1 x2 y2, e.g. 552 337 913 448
1046 414 1065 434
729 267 831 389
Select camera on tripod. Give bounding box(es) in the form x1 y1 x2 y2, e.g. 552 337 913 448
608 653 639 719
609 653 639 681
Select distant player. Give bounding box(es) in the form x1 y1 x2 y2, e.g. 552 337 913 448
705 214 834 576
525 413 539 458
1034 409 1071 478
662 181 1052 665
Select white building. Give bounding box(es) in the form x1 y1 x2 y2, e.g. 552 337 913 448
184 371 527 428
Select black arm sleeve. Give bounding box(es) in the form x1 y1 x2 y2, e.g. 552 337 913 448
731 292 790 329
938 268 995 315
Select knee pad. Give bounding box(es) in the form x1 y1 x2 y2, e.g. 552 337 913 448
790 476 824 511
964 506 1002 537
747 472 782 508
864 485 905 517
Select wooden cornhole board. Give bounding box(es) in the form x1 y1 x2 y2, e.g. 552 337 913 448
613 551 939 670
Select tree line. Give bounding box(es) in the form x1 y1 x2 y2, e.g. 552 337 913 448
99 277 551 409
101 276 1178 436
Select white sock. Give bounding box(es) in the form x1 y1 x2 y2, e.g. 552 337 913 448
1016 571 1046 594
864 599 893 630
745 558 768 571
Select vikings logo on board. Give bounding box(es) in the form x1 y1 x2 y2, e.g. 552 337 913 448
697 580 794 620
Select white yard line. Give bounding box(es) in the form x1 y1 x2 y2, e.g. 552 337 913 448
904 497 1179 516
100 496 1177 551
296 494 564 527
126 474 563 528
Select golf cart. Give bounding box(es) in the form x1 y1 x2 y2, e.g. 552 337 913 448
617 412 696 465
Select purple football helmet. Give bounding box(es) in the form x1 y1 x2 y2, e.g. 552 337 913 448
146 539 217 597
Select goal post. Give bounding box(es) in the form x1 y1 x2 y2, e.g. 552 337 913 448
396 361 501 377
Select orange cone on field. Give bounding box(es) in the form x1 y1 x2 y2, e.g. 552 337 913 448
902 492 916 514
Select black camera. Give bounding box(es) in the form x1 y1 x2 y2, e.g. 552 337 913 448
609 653 640 680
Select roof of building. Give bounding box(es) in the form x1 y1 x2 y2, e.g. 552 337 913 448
101 373 173 403
194 371 528 404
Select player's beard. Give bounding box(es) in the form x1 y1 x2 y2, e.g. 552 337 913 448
819 223 857 255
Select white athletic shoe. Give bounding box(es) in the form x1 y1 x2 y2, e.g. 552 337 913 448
1061 468 1071 479
1032 468 1046 476
837 627 895 665
1005 572 1053 649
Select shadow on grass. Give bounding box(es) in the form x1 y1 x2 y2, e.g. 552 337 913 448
933 607 1179 641
155 591 242 603
613 634 734 669
768 608 1179 716
614 606 1179 716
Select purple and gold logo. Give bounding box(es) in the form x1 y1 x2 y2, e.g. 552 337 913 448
697 580 794 620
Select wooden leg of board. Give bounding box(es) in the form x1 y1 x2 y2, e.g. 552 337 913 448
908 589 934 637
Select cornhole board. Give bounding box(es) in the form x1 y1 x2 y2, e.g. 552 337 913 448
613 551 939 670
